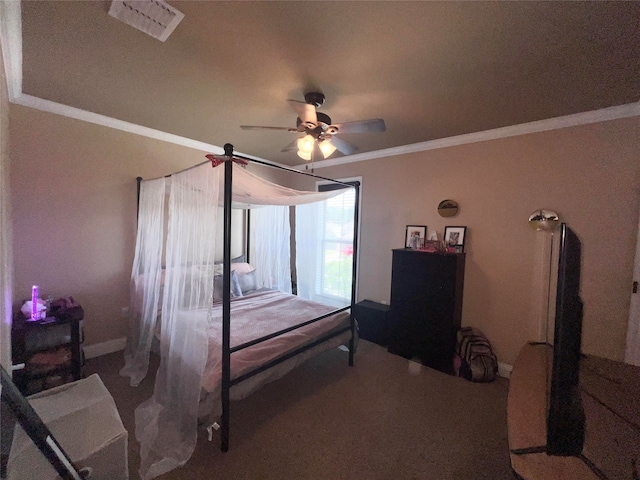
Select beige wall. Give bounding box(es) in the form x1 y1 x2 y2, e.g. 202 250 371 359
8 104 640 366
290 118 640 365
9 105 209 346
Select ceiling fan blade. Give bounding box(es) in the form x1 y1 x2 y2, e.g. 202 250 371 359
281 139 299 152
329 118 386 134
240 125 299 132
287 100 317 128
328 136 358 156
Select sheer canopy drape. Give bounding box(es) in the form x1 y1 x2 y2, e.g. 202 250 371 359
133 166 221 479
120 177 166 387
121 161 351 479
250 205 292 293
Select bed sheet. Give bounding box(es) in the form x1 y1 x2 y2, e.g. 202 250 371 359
202 289 351 391
182 289 354 421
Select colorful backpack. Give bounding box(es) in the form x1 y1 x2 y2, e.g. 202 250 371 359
455 327 498 382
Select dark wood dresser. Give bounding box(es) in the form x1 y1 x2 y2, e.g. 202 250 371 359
387 248 465 373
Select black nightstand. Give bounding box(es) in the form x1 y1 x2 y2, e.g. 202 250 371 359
11 306 84 395
353 300 390 346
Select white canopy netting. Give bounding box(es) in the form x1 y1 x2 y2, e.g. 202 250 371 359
120 160 352 479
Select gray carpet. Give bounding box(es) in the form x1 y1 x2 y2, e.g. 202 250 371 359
85 340 512 480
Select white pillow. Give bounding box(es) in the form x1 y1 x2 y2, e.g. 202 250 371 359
236 270 258 294
230 262 255 275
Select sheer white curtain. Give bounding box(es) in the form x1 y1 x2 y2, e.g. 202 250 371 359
249 205 292 293
295 201 322 301
120 178 166 387
134 165 221 480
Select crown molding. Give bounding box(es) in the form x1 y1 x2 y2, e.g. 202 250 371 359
295 102 640 170
11 93 282 167
2 1 639 172
15 93 229 154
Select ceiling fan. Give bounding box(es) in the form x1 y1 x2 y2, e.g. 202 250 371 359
240 92 386 160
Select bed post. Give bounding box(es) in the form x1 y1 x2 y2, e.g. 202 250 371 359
349 181 361 367
136 176 143 221
245 210 251 264
221 144 234 452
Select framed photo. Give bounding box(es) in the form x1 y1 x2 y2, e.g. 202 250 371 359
405 225 427 249
444 226 467 251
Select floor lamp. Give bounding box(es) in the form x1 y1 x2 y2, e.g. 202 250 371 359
528 209 560 343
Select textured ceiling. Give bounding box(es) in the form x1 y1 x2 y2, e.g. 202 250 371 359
20 1 640 166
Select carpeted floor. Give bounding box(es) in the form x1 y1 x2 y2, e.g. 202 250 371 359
84 340 512 479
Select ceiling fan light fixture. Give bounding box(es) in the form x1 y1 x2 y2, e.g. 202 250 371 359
240 93 385 160
297 149 312 161
319 140 337 158
297 134 314 154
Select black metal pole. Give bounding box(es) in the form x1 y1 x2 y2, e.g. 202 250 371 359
243 156 354 187
136 176 143 222
348 181 361 367
245 210 251 264
1 367 84 480
142 149 353 188
221 144 234 452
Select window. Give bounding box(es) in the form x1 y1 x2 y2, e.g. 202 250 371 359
295 178 360 308
317 182 358 302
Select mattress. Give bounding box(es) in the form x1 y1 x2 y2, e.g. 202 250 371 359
193 289 355 421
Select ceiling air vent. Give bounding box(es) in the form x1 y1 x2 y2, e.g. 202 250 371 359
109 0 184 42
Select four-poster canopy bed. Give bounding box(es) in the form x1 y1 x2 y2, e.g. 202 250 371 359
120 144 360 479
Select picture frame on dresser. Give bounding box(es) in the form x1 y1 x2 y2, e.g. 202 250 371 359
444 226 467 252
405 225 426 249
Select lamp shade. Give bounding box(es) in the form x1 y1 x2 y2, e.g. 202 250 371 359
319 140 337 158
528 209 559 232
296 149 312 161
297 135 314 154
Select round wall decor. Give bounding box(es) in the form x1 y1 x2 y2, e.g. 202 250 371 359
437 199 459 217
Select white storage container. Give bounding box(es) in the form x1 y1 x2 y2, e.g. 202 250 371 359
7 374 128 480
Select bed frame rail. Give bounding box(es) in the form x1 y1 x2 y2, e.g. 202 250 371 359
230 325 352 387
230 306 351 354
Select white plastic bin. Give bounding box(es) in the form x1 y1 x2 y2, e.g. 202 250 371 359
7 373 128 479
